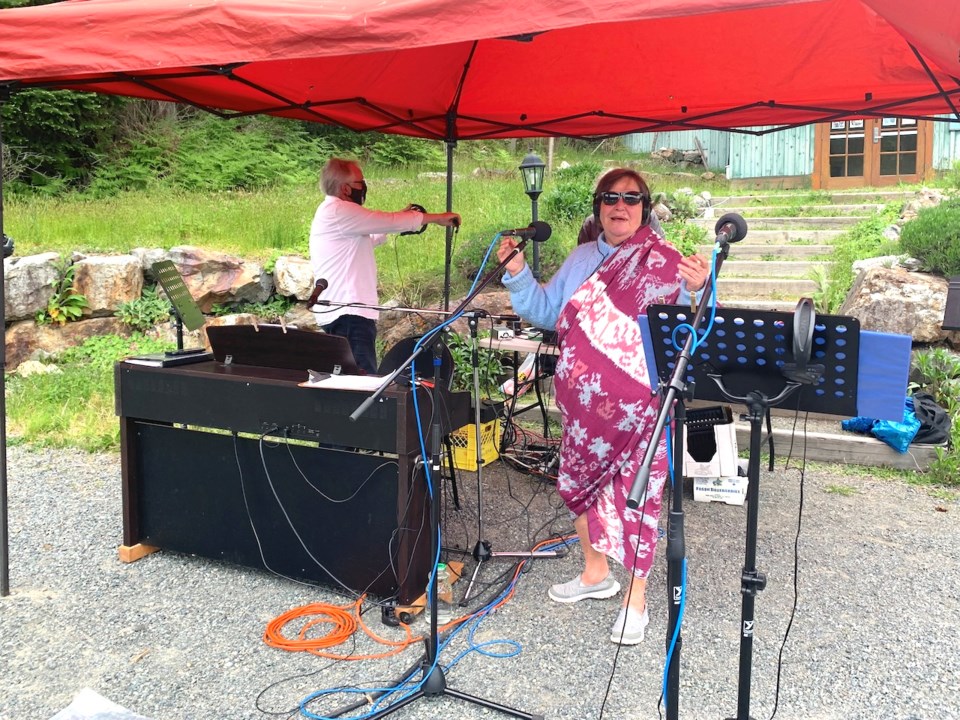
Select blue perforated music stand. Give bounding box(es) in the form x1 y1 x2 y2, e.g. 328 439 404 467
645 303 862 720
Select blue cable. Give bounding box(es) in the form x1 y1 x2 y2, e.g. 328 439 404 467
297 233 511 718
670 244 721 355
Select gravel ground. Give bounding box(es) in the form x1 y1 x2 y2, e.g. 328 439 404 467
1 443 959 720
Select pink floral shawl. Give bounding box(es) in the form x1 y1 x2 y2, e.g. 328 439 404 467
553 225 683 578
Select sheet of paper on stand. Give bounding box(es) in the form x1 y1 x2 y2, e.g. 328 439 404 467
299 374 387 391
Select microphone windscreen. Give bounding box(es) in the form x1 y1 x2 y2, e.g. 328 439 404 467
531 220 552 242
715 213 748 242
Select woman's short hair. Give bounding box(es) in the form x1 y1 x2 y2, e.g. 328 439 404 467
320 158 358 196
594 167 650 198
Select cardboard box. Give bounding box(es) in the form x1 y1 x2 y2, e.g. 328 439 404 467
682 420 739 478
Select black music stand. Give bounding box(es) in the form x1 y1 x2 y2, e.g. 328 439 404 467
206 324 362 375
646 303 860 720
151 260 206 353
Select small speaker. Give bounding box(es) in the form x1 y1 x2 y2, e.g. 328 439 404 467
944 276 960 330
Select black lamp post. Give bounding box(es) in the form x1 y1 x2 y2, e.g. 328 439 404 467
519 150 546 280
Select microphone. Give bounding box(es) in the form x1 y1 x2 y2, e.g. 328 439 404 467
501 220 552 242
714 213 748 244
307 278 328 306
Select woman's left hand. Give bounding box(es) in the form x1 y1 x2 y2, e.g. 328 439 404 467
679 253 710 292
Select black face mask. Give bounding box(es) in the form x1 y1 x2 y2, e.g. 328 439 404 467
347 180 367 206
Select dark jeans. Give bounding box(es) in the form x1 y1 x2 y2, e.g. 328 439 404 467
322 314 378 374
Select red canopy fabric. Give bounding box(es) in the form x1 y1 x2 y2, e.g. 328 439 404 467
0 0 958 139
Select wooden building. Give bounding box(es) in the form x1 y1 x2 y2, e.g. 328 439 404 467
626 117 960 189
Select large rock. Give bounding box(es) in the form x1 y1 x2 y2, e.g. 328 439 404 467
3 252 60 322
839 266 960 344
282 304 323 331
273 255 314 300
5 317 130 369
130 248 169 281
73 255 144 317
377 289 516 352
901 188 949 222
167 246 272 312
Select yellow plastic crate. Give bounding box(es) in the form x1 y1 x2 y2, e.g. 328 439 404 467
449 419 501 471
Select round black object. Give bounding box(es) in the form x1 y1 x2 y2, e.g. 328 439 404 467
912 392 951 445
400 204 429 235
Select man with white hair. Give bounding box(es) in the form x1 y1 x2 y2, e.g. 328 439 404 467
309 157 461 373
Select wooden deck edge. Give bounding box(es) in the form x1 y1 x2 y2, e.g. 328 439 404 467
118 543 160 563
736 425 940 471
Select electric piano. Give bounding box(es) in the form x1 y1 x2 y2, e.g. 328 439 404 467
115 328 469 605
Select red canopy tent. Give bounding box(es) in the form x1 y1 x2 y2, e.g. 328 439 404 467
0 0 959 596
0 0 958 138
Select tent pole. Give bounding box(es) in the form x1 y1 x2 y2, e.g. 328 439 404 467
443 135 455 312
0 94 10 597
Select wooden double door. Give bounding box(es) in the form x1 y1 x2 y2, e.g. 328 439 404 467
814 118 933 189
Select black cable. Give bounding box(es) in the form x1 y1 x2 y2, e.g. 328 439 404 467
768 402 809 720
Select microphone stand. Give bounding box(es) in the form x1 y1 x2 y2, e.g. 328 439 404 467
626 239 733 720
350 237 545 720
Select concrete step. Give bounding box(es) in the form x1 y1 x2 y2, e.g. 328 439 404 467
694 216 870 229
719 260 826 278
716 277 818 298
710 190 914 205
712 203 885 215
734 229 844 244
711 299 802 312
706 243 832 259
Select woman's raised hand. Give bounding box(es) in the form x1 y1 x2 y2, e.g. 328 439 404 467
497 237 527 276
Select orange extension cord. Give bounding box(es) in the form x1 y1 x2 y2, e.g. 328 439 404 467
263 535 574 660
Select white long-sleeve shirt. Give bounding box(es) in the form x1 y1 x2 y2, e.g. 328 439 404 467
308 196 424 324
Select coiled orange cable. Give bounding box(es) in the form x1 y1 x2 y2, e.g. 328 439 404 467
263 595 417 660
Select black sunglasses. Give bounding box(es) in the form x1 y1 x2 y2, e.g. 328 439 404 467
600 191 645 206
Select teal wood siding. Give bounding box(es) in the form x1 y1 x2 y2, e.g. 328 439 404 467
932 115 960 170
625 130 729 171
728 126 814 179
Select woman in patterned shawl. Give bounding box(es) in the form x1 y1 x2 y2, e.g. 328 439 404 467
498 168 709 645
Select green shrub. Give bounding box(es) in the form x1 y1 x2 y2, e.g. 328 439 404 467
542 162 603 221
1 88 122 189
116 285 173 331
210 293 294 321
445 331 505 396
663 191 698 221
910 346 960 485
452 230 567 283
662 220 707 256
165 116 329 192
35 261 88 326
813 204 902 313
365 135 445 167
899 199 960 276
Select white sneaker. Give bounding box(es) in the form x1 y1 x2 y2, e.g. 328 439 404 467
548 575 621 603
610 606 649 645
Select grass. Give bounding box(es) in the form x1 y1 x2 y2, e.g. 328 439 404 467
824 483 858 496
4 161 958 473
